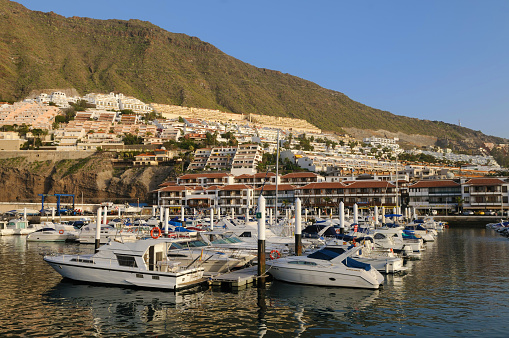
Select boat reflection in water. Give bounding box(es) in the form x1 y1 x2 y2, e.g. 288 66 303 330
44 280 206 336
266 280 380 336
268 280 380 314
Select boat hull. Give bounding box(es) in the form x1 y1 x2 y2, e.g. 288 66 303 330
268 263 383 289
44 256 205 291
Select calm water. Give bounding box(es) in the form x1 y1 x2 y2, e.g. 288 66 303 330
1 227 509 337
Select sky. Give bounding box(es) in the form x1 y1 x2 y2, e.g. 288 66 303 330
15 0 509 139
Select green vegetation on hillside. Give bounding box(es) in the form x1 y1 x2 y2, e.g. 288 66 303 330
0 0 506 150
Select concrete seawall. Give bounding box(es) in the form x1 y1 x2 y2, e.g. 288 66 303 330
434 216 503 227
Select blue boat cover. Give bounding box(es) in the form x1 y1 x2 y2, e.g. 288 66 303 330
342 257 372 271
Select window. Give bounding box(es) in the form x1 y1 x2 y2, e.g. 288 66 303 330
116 255 138 267
464 187 469 193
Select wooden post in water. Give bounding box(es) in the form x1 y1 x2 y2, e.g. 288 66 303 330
295 198 302 256
181 206 185 224
257 195 266 285
95 207 102 252
374 206 379 228
382 206 386 225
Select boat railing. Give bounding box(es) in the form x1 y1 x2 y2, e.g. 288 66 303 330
52 254 189 273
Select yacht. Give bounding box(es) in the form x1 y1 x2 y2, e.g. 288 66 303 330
43 239 206 291
404 224 435 242
0 218 42 236
267 246 384 289
326 239 406 274
371 226 423 258
26 222 79 242
166 240 256 275
75 224 137 244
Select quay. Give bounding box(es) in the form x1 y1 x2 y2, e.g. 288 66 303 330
210 266 268 290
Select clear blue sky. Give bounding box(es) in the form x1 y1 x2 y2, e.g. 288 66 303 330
16 0 509 139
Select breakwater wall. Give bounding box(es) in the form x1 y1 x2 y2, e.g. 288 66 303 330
434 216 500 227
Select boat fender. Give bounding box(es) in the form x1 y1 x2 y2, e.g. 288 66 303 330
150 227 161 239
269 250 281 260
59 230 64 234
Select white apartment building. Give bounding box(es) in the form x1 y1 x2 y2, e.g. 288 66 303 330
0 102 61 130
230 144 263 175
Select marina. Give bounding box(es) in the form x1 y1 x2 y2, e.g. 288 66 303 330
2 218 509 336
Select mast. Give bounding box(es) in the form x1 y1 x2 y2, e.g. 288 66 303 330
395 154 399 214
275 129 280 220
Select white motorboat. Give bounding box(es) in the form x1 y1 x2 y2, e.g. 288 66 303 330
326 239 406 274
371 227 423 258
267 246 384 289
213 218 315 254
167 240 255 275
0 218 42 236
75 224 137 244
404 224 435 242
26 222 79 242
43 239 206 291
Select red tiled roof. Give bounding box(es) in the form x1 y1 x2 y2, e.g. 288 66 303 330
255 184 296 191
409 180 460 188
158 186 189 192
282 172 318 178
159 181 177 187
219 184 253 191
465 178 505 186
296 182 348 190
235 172 276 179
179 173 232 179
345 181 396 189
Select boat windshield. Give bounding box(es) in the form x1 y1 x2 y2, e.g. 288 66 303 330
187 240 208 247
38 228 56 232
307 247 346 261
223 237 243 243
169 242 184 250
210 238 229 244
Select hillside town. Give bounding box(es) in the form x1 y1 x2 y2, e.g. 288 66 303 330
1 91 506 176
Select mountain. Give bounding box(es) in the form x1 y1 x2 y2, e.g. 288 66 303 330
0 0 506 149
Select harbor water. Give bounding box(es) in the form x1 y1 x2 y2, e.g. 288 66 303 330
1 227 509 337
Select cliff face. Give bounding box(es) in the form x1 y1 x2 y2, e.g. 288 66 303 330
0 152 173 203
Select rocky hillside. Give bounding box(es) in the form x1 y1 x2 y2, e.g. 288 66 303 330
0 152 174 203
0 0 506 148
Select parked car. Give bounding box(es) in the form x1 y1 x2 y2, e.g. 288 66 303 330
463 211 474 215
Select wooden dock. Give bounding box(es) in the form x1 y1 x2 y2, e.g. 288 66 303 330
210 266 268 290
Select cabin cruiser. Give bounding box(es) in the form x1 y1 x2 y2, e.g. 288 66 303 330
371 226 423 258
0 218 42 236
166 240 256 275
26 222 79 242
43 239 205 291
404 224 435 242
267 246 384 289
75 224 137 244
326 238 406 274
213 218 315 254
